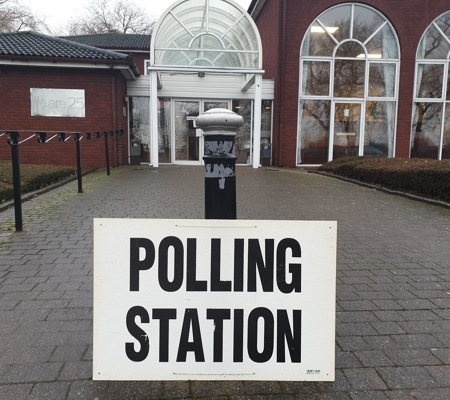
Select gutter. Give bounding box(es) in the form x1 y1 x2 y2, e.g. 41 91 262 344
0 55 139 79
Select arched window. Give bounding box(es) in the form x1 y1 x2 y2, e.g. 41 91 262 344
298 4 400 165
151 0 261 69
412 11 450 160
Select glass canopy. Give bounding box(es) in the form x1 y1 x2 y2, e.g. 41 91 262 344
151 0 262 69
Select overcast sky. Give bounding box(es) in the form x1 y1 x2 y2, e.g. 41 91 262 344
23 0 253 35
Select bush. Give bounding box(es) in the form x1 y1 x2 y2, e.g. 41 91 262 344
0 161 76 203
319 157 450 203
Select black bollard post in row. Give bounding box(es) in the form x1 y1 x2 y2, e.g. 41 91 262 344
103 131 110 176
6 132 22 231
195 109 243 220
74 133 83 193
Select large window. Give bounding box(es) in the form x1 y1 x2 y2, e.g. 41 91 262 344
412 11 450 159
298 4 399 165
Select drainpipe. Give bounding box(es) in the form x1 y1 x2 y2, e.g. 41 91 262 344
111 75 118 167
278 0 287 166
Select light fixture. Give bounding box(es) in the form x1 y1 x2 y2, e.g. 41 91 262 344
198 72 205 77
357 53 382 58
311 26 339 33
235 106 241 109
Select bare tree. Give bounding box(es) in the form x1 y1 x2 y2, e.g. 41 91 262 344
67 0 156 35
0 0 47 32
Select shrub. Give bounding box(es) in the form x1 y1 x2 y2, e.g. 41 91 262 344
0 161 76 203
319 157 450 203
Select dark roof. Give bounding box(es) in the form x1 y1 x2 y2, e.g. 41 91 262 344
62 33 151 51
0 31 133 61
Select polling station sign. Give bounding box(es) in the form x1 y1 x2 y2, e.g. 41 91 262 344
93 219 337 381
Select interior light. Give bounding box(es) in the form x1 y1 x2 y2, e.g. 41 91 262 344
357 53 382 58
265 106 271 109
235 106 242 109
311 26 339 34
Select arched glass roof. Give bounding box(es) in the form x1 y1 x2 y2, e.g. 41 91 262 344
151 0 262 69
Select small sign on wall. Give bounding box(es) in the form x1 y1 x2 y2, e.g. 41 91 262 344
30 88 85 117
93 219 337 381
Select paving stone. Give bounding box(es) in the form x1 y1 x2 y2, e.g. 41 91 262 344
424 365 450 386
377 367 437 389
0 363 63 383
29 381 71 400
191 381 246 397
349 390 389 399
343 368 387 390
354 351 394 367
58 361 92 380
0 383 32 400
244 381 282 394
66 380 109 399
386 350 442 366
163 381 190 398
50 345 88 362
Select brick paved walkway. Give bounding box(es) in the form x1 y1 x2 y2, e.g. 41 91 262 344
0 165 450 399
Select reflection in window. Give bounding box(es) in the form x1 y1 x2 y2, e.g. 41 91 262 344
416 64 444 99
233 100 252 164
302 61 330 96
369 63 396 98
333 103 361 160
299 3 399 164
260 100 272 165
364 101 396 157
158 98 171 163
334 60 365 98
130 97 150 163
298 100 330 164
412 11 450 159
411 103 442 159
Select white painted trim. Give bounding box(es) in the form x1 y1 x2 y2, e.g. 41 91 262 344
253 74 262 168
150 71 159 168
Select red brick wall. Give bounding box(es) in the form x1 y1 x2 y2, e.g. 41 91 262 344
130 52 149 75
0 66 129 168
254 0 450 166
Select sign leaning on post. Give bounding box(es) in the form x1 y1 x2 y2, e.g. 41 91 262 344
93 219 337 381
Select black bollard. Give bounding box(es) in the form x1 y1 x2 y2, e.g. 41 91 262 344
103 131 110 176
74 133 83 193
7 132 22 231
195 109 243 219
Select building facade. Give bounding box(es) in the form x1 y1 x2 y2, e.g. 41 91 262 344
249 0 450 166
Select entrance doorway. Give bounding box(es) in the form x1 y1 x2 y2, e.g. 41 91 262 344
173 99 230 165
330 102 363 160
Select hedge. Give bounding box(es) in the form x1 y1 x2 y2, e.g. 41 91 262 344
0 161 76 203
318 157 450 203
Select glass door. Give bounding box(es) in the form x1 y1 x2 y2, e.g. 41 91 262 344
174 100 200 164
331 102 363 160
173 100 230 164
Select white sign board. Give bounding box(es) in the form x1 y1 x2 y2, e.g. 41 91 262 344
93 219 337 381
30 88 85 117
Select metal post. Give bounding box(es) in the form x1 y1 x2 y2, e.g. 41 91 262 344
74 133 83 193
7 132 22 231
195 109 243 219
103 131 110 176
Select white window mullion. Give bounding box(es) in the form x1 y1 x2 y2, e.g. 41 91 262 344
350 5 354 39
329 101 335 162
